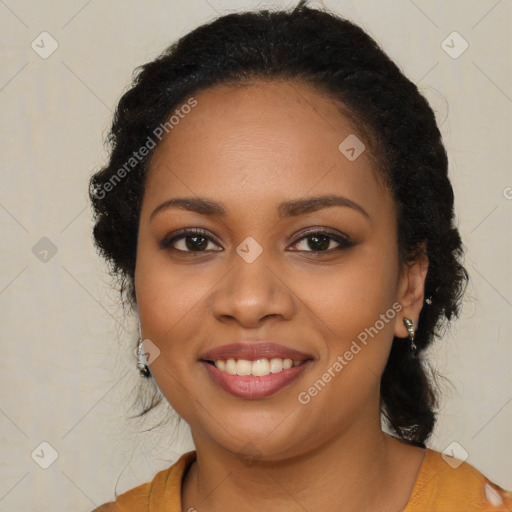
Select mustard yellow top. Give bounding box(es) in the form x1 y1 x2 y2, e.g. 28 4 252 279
92 448 512 511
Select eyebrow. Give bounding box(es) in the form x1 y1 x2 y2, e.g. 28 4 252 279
149 194 369 222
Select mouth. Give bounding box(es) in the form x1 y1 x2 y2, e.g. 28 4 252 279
201 357 311 376
198 342 314 399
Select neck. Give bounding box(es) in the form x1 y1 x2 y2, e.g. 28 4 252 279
181 409 423 512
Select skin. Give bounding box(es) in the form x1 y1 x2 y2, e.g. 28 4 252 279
134 80 429 512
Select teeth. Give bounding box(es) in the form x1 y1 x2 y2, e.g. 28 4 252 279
269 358 282 373
236 359 252 376
251 358 270 377
212 357 302 376
225 359 237 375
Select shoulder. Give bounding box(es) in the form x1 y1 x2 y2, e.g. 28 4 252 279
90 450 197 512
406 448 512 512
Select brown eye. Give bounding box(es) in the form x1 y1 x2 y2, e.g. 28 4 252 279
290 230 354 254
180 235 209 251
160 229 222 253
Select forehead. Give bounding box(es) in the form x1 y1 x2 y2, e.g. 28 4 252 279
143 80 389 218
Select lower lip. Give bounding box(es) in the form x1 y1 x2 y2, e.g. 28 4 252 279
200 360 313 399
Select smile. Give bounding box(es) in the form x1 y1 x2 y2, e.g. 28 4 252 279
200 358 313 399
205 357 305 376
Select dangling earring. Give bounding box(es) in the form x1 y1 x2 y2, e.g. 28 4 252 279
137 321 151 378
403 318 418 357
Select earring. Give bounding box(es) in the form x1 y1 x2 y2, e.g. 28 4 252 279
137 322 151 378
403 318 418 357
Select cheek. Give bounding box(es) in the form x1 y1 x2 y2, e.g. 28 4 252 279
303 249 400 339
293 253 400 423
134 241 196 345
134 246 209 418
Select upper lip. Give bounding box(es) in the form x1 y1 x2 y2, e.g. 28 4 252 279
199 342 313 362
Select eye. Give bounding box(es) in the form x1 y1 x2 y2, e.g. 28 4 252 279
160 228 355 255
289 229 355 254
160 228 222 253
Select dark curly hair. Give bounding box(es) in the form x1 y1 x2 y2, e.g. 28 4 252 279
89 0 468 446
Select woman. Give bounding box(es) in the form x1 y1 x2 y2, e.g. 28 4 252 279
89 1 511 510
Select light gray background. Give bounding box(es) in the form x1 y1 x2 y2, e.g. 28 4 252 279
1 1 511 510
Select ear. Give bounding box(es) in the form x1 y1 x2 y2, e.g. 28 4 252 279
394 247 429 339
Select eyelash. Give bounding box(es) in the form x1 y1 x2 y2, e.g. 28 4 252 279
160 227 355 256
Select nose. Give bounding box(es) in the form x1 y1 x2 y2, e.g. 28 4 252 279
210 249 296 328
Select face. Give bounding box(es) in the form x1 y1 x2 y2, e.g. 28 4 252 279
134 80 422 461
